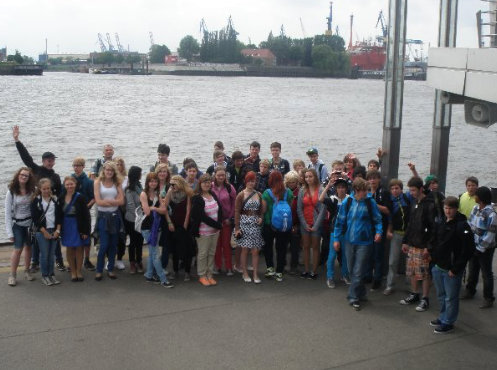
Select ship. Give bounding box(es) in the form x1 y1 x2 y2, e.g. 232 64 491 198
346 11 427 80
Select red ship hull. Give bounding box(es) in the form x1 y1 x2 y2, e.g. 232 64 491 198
348 45 386 71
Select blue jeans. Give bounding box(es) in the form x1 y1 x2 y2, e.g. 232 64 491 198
366 239 384 282
96 215 120 273
35 230 56 277
345 242 372 303
327 234 349 280
432 265 463 325
142 230 167 283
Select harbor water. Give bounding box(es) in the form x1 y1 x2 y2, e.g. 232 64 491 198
0 72 495 242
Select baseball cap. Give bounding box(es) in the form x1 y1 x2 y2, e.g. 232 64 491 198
42 152 57 160
306 147 318 155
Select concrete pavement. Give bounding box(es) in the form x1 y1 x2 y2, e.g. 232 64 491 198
0 247 496 370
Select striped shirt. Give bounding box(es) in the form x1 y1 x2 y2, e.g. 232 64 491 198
199 196 219 236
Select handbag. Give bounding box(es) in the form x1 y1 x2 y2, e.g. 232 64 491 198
134 206 145 233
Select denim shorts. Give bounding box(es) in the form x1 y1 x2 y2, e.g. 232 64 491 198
300 225 322 238
12 223 32 249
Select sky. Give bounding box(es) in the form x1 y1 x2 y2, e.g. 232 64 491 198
0 0 485 58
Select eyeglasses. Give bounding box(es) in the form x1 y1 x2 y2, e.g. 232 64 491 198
19 173 30 178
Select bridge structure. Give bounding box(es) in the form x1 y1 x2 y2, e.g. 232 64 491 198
381 0 497 192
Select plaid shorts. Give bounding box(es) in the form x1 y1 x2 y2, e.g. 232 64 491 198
406 246 431 280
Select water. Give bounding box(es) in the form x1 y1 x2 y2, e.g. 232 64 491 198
1 72 496 242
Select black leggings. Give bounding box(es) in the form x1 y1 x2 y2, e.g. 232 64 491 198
124 219 143 263
171 226 194 273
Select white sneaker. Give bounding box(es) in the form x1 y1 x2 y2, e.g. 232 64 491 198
115 260 125 270
8 275 16 286
104 262 108 271
49 276 61 285
24 270 35 281
42 276 53 286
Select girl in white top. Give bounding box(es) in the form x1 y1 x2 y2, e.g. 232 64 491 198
5 167 36 286
94 161 124 280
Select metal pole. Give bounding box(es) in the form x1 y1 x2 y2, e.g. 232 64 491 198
430 0 458 192
381 0 408 185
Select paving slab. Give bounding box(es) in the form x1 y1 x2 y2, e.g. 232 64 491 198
1 253 496 370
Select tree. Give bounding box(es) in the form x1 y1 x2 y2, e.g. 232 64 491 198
199 16 243 63
93 52 115 67
311 44 350 76
178 35 200 62
114 54 124 64
125 53 142 70
313 35 346 52
149 44 171 63
7 50 24 64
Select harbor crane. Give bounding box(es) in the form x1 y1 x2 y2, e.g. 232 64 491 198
376 10 387 44
97 33 107 52
149 31 154 46
300 17 307 38
115 33 125 53
326 1 333 36
106 33 115 51
199 18 208 35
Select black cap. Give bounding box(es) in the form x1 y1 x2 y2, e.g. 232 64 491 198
42 152 56 160
334 177 348 186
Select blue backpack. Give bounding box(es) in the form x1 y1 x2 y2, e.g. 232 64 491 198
268 189 292 232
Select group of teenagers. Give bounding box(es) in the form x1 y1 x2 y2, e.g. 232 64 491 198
5 126 497 334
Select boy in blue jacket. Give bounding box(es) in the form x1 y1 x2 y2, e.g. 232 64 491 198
334 178 382 310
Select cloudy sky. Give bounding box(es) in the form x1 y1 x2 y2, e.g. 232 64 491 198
0 0 485 58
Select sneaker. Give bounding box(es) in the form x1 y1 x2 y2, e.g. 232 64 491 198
199 277 211 286
253 277 262 284
430 319 442 327
212 268 220 275
137 263 144 273
400 292 420 305
275 273 283 282
49 276 61 285
115 260 125 271
184 273 191 282
42 276 53 286
169 272 177 281
24 270 35 281
104 262 108 271
342 276 351 285
84 259 96 271
383 287 393 295
29 263 39 273
326 279 336 289
160 280 174 288
416 298 429 312
352 301 361 310
434 324 454 334
370 280 381 291
309 273 318 280
129 262 137 275
8 275 16 286
208 277 217 286
300 272 309 279
226 269 234 277
265 267 275 278
56 262 66 272
145 276 160 284
479 299 494 309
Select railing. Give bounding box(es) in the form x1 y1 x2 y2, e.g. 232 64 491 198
478 0 497 47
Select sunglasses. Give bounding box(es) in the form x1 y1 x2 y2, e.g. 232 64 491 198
170 183 177 187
